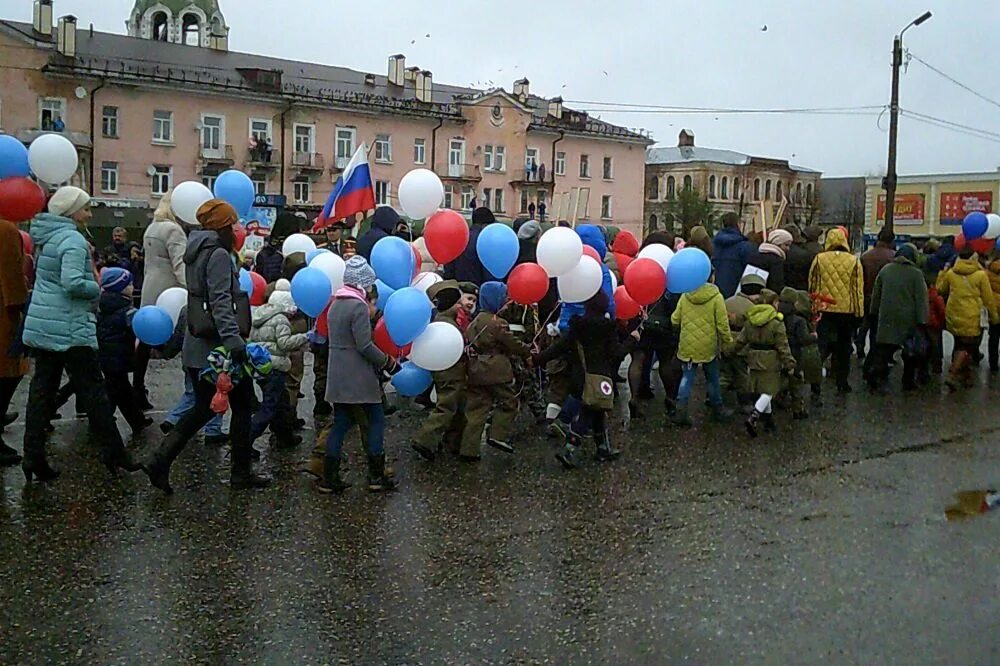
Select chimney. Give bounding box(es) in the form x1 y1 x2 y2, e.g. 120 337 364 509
678 129 695 147
33 0 53 36
513 78 529 102
56 15 76 57
388 54 405 86
404 66 420 83
364 73 376 86
415 70 432 103
548 96 563 120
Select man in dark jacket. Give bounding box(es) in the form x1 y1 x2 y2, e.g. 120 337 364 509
802 225 824 256
443 206 492 286
782 224 815 291
253 237 284 284
144 199 268 494
856 227 896 358
357 206 406 261
712 212 752 297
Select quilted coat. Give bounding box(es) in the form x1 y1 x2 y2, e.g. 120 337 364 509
936 257 999 338
733 304 795 395
250 302 308 373
671 283 733 364
808 228 864 317
23 213 100 352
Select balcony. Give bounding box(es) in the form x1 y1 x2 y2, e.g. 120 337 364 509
292 151 325 172
199 144 235 167
246 147 281 170
15 128 92 149
510 167 554 186
437 163 481 182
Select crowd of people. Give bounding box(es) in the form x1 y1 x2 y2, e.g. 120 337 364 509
1 189 997 495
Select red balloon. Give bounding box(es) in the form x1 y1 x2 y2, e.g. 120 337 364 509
508 263 549 305
614 252 634 276
970 236 994 255
373 317 411 359
582 245 602 263
614 286 641 321
249 271 267 306
423 210 469 265
0 177 46 223
955 232 966 251
19 229 33 256
411 243 422 278
233 224 247 253
623 258 666 306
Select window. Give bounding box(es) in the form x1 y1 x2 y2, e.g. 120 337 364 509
649 214 658 230
201 114 224 151
720 176 728 199
683 175 692 192
153 110 173 144
39 97 65 130
603 156 614 180
251 178 266 195
482 188 491 209
413 138 426 165
152 165 172 196
555 151 566 176
579 154 590 178
335 127 356 169
100 161 118 193
483 145 505 172
293 179 311 204
374 134 392 163
647 178 659 200
806 183 814 205
102 106 119 138
734 177 741 199
494 145 505 172
764 180 772 201
520 189 530 213
708 175 716 199
375 180 391 205
484 145 494 171
201 175 217 190
443 185 454 209
666 176 676 200
795 182 803 204
776 181 783 201
494 188 504 213
753 178 761 201
182 13 201 46
151 11 169 41
601 195 612 219
250 118 271 143
461 186 474 210
294 124 314 154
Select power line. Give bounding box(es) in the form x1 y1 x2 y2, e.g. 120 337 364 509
900 110 1000 145
566 100 885 114
900 109 1000 141
908 51 1000 112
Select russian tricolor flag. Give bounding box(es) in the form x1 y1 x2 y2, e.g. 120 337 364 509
314 145 376 231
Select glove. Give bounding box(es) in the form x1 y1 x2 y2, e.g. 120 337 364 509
546 323 560 337
229 345 247 366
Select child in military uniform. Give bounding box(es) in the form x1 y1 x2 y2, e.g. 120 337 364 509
778 288 818 419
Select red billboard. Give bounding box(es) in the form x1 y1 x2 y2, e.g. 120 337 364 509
940 191 993 225
876 193 925 226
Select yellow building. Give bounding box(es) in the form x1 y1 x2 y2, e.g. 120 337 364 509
865 171 1000 238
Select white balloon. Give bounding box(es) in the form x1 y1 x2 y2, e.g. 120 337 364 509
155 287 188 327
536 227 584 277
28 133 79 184
558 256 603 303
398 169 444 220
411 271 443 292
637 243 675 274
310 252 346 292
410 321 464 371
282 233 317 257
610 270 618 292
984 213 1000 240
171 181 214 225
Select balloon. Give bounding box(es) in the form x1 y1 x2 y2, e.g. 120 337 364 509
476 223 519 278
306 248 331 264
27 133 78 184
371 236 415 290
282 233 317 257
637 243 675 274
410 321 464 371
667 248 712 294
411 244 422 279
954 233 966 252
614 286 641 321
508 263 549 305
557 256 603 303
984 213 1000 241
375 279 395 311
373 318 412 359
213 170 255 217
614 252 634 276
423 209 469 264
962 212 989 241
238 268 252 294
970 236 994 256
383 287 433 346
537 227 584 277
249 271 267 306
0 177 46 222
232 223 246 253
582 245 602 263
19 229 33 256
610 270 618 292
398 168 444 219
171 181 214 225
0 135 30 179
155 287 188 327
391 361 433 397
624 258 667 306
132 306 174 346
310 252 346 293
290 267 332 317
411 271 443 292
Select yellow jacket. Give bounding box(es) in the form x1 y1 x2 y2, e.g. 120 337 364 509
808 228 864 317
936 257 999 338
671 283 733 363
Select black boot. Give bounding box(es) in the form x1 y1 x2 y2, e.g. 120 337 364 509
762 412 777 433
22 456 59 483
102 441 142 475
671 403 692 427
594 430 621 462
367 454 397 492
0 439 21 466
745 409 761 438
142 430 187 494
317 455 351 494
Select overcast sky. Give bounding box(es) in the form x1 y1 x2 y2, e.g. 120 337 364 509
6 0 1000 177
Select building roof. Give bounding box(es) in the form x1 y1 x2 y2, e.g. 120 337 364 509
646 145 819 173
0 19 648 143
131 0 223 17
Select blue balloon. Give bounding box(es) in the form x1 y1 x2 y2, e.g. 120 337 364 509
0 135 29 180
213 170 256 218
375 279 394 311
384 287 433 346
306 248 331 264
132 306 174 346
962 212 989 241
476 223 519 279
371 236 415 290
667 247 712 294
290 266 332 317
391 361 434 397
238 268 252 294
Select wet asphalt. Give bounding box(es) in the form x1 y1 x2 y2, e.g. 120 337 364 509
0 354 998 665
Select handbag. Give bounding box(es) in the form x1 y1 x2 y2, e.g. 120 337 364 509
188 250 251 339
577 342 614 411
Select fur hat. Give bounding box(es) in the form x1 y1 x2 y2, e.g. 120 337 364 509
47 186 91 217
343 256 377 290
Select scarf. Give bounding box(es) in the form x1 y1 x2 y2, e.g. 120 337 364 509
456 307 472 332
334 284 368 304
759 242 786 259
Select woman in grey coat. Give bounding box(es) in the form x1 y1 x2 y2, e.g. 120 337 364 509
319 256 397 494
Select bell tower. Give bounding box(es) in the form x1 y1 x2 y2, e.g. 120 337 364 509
127 0 228 48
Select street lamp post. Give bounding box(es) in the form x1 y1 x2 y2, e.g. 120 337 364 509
883 10 932 236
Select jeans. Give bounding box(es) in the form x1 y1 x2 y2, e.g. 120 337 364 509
166 372 224 436
325 403 384 461
250 371 295 442
676 358 722 407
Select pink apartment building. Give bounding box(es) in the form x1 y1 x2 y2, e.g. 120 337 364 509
0 0 651 234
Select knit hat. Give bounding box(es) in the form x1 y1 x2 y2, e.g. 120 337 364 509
471 207 495 227
427 279 461 311
100 266 132 293
517 220 542 241
343 255 377 289
479 281 508 314
766 229 794 248
196 199 238 231
268 278 296 311
47 186 91 217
